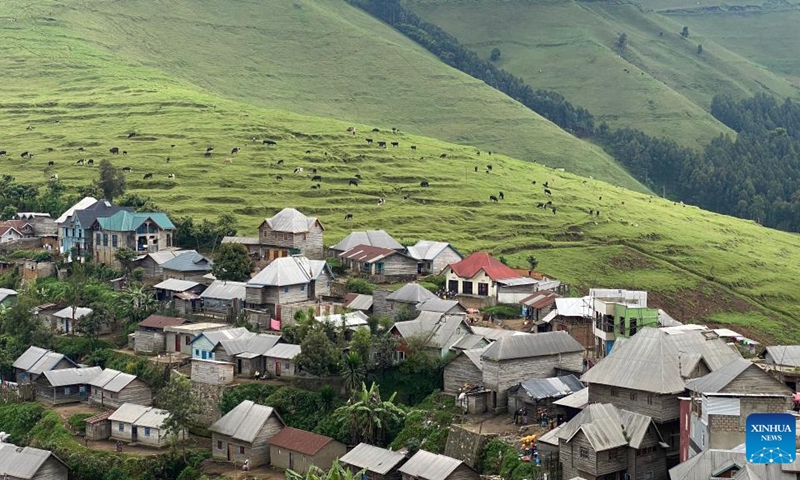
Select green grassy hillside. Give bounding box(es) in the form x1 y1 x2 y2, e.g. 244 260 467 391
3 0 646 191
405 0 799 148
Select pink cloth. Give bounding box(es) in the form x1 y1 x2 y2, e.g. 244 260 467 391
270 318 281 331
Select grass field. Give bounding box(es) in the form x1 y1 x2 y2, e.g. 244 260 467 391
0 0 647 192
406 0 799 148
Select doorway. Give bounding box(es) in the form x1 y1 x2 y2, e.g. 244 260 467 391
131 426 138 443
237 359 242 375
175 335 180 352
289 452 294 470
227 444 233 461
275 360 281 377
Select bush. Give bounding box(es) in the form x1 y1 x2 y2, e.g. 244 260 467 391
346 277 375 295
478 438 516 474
218 383 280 415
421 275 446 290
68 413 93 433
482 304 521 319
390 391 456 453
327 258 347 276
53 336 115 362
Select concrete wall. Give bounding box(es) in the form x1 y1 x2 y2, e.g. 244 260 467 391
191 360 234 385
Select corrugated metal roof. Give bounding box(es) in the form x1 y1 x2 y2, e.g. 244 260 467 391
221 236 260 245
589 289 648 307
139 249 190 265
386 283 437 304
399 449 463 480
135 406 170 428
344 294 373 311
0 443 64 479
450 334 487 351
265 208 319 234
416 298 465 314
554 297 592 317
393 313 470 350
462 347 489 371
668 449 798 480
265 343 301 360
161 251 213 273
43 366 102 387
553 387 589 410
247 256 329 287
446 252 520 281
198 327 250 347
496 277 539 286
340 443 406 475
558 403 656 451
686 359 782 394
658 309 682 327
53 306 92 319
139 315 186 329
538 424 563 446
28 351 74 374
85 410 114 424
269 426 334 455
609 337 628 355
406 241 456 261
109 403 151 424
765 345 800 367
520 292 558 309
470 327 522 341
200 280 247 301
481 331 584 361
339 244 404 263
219 333 281 357
56 196 97 224
164 322 228 334
330 230 403 252
103 371 138 392
516 374 584 401
12 346 50 370
316 311 369 328
209 400 284 443
0 288 17 303
88 368 121 388
154 278 200 292
98 210 174 231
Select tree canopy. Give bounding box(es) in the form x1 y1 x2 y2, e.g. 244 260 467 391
211 243 252 282
96 159 126 202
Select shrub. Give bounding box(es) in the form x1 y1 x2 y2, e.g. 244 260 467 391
482 304 521 319
346 277 375 294
327 258 347 276
68 413 93 433
390 391 456 453
478 438 516 474
422 275 446 290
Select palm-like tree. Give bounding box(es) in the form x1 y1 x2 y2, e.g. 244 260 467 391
334 382 405 447
120 284 157 324
287 460 363 480
341 351 366 395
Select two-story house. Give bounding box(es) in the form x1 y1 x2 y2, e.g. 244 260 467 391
223 208 324 261
558 403 668 480
57 198 130 259
681 358 792 461
581 327 742 468
245 255 333 322
590 289 658 357
94 210 175 266
440 252 538 305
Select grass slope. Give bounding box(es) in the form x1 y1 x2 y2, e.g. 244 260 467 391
4 0 645 192
406 0 799 148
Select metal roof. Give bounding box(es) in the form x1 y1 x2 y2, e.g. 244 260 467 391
538 424 564 446
269 426 334 456
392 313 470 350
765 345 800 367
264 208 320 234
0 288 17 303
558 403 658 451
668 449 799 480
589 289 648 307
195 327 250 347
340 443 406 475
515 374 584 402
450 334 487 351
399 449 463 480
386 283 437 304
344 294 373 311
13 345 76 374
658 309 682 327
164 322 228 333
686 359 788 395
108 403 151 424
53 306 93 319
98 210 174 232
88 368 139 392
496 277 539 286
137 249 190 265
85 410 114 425
161 251 213 272
470 326 522 341
265 343 301 360
12 346 50 370
55 196 97 224
316 311 369 328
330 230 403 252
554 297 592 318
209 400 284 443
481 331 584 361
139 315 186 329
0 443 66 479
221 236 261 245
416 298 465 314
200 280 247 301
43 366 102 387
134 406 170 429
247 255 329 287
219 333 281 357
553 387 589 410
520 292 558 309
339 244 409 264
406 240 457 262
154 278 200 292
462 347 489 370
446 252 520 281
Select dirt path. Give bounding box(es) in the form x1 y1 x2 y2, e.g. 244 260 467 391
201 459 287 480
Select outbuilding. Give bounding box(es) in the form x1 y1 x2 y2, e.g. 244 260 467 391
269 427 346 474
133 314 186 354
264 344 302 378
209 400 286 467
85 410 114 441
340 442 407 480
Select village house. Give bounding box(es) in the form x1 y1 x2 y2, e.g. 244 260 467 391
339 244 419 283
135 248 190 278
548 297 594 349
0 287 17 307
212 332 282 377
480 331 584 413
591 289 658 357
200 280 247 320
340 443 408 480
88 368 152 408
520 291 559 326
52 306 93 335
440 252 538 306
223 208 325 261
763 345 800 391
0 444 69 480
35 366 101 405
245 255 333 323
506 374 585 422
108 402 180 448
189 327 250 360
15 212 58 249
328 229 404 258
269 427 347 474
264 343 302 378
581 327 742 468
57 197 128 259
209 400 286 467
160 251 213 282
132 314 186 354
0 221 26 243
391 312 477 360
444 347 487 395
93 210 175 266
154 278 206 315
85 410 114 441
681 358 792 461
415 298 468 316
191 358 235 385
406 240 463 275
399 449 480 480
373 283 437 320
669 448 800 480
343 293 373 315
164 322 229 356
13 346 77 384
557 403 668 480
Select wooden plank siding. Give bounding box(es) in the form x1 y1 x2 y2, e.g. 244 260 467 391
90 379 152 409
258 224 324 261
33 457 69 480
211 414 284 467
270 441 347 474
34 377 88 405
443 355 482 394
134 330 166 354
588 384 679 423
721 365 794 395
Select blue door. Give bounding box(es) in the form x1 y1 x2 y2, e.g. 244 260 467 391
201 351 207 359
65 319 70 334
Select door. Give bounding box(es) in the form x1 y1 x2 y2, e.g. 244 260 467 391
79 385 87 401
448 280 459 294
65 319 70 334
132 426 138 443
175 334 180 352
237 359 242 374
289 452 294 470
275 360 281 377
227 443 233 461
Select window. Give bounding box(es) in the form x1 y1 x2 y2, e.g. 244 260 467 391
647 394 654 405
637 447 655 456
477 283 489 296
64 387 71 395
579 447 589 459
630 318 638 336
144 427 151 437
283 286 289 293
610 388 618 397
96 233 101 246
195 349 200 357
608 448 622 462
112 234 118 247
630 392 637 401
167 234 172 247
300 284 305 292
448 280 459 293
240 446 245 454
217 441 222 450
119 423 124 432
103 234 108 246
284 361 290 370
462 281 473 295
644 472 654 480
375 262 385 274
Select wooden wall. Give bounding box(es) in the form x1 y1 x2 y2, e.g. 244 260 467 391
211 414 284 467
588 384 679 423
271 441 347 475
443 355 482 394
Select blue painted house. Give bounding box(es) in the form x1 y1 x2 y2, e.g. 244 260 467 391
57 198 131 259
94 211 175 267
189 327 250 360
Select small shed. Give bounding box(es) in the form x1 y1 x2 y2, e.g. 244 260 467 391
552 387 588 422
85 410 114 441
88 368 152 408
109 402 177 448
133 314 186 354
52 306 93 334
269 427 346 474
340 442 407 480
36 366 101 405
264 344 302 378
154 278 206 314
209 400 286 467
506 374 585 421
399 449 479 480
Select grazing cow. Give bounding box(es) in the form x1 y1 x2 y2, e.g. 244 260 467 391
487 165 492 171
26 126 33 131
439 154 447 159
546 201 552 207
276 175 283 181
372 128 380 133
420 181 429 188
46 147 54 152
206 147 214 153
537 202 545 208
110 147 119 154
128 132 136 138
599 196 602 201
48 161 55 166
122 167 132 172
143 173 153 179
588 209 594 215
532 180 537 185
411 145 417 150
596 210 600 216
474 166 478 172
122 151 128 155
223 158 233 164
0 151 5 156
345 213 354 220
204 151 212 158
365 138 373 144
391 142 398 147
294 167 303 174
78 147 84 151
377 141 386 148
50 174 58 180
168 174 175 179
76 159 85 165
276 159 284 165
403 194 410 201
621 201 625 205
305 150 311 154
264 140 277 145
489 195 498 202
488 151 492 155
544 189 552 195
311 175 322 182
311 168 317 174
87 159 94 165
166 157 170 163
543 181 549 188
499 191 504 200
354 174 362 179
552 207 557 215
171 144 176 148
347 126 356 133
20 151 29 158
377 197 386 205
231 147 240 155
311 184 319 190
349 178 359 186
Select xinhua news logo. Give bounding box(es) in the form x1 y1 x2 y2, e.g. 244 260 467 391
746 413 796 463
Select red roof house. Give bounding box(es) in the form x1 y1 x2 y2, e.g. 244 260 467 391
268 427 346 474
441 253 538 301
